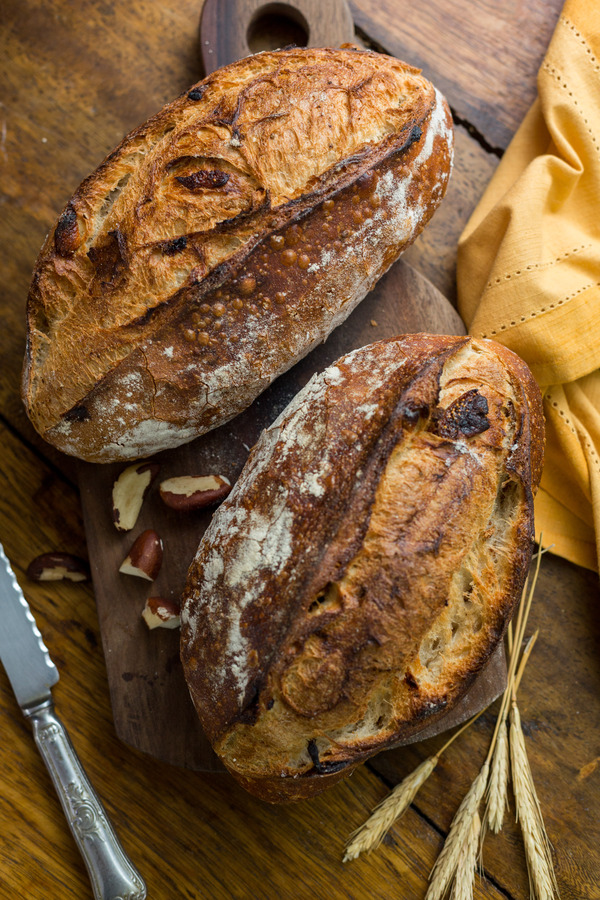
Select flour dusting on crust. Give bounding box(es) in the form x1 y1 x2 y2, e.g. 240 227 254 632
182 340 411 706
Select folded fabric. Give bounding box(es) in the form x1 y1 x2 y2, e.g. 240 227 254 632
457 0 600 572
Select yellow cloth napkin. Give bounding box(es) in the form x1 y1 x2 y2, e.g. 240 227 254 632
457 0 600 573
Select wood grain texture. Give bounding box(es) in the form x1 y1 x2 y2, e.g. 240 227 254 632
1 0 599 897
350 0 564 150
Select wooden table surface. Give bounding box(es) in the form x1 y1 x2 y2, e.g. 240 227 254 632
1 1 599 898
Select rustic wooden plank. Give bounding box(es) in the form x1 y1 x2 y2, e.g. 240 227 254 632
350 0 564 150
370 553 600 899
0 420 514 898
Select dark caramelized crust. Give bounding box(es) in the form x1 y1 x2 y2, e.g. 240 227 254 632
180 335 545 802
22 47 453 462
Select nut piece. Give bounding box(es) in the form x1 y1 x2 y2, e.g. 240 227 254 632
159 475 231 511
112 461 160 532
142 597 181 630
119 530 163 581
26 552 90 582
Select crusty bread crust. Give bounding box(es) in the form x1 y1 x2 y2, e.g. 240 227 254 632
180 335 545 802
22 48 453 462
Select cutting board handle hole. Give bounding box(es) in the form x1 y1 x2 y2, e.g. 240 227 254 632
247 3 309 53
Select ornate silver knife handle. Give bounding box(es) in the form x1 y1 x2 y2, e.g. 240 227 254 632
25 699 147 900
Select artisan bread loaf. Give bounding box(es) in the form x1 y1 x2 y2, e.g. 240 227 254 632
22 47 453 462
180 334 544 802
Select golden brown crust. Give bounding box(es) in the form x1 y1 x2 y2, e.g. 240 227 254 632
22 47 453 462
180 335 545 802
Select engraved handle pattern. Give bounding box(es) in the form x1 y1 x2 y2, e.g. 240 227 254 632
27 702 146 900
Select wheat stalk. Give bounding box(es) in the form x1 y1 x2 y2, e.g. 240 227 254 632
510 701 560 899
343 710 486 862
480 541 548 842
450 810 481 900
343 756 438 862
426 762 489 900
504 551 559 897
483 628 540 838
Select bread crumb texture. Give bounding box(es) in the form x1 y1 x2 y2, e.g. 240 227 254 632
23 48 453 461
180 334 544 801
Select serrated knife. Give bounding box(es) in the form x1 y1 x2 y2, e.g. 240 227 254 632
0 542 146 900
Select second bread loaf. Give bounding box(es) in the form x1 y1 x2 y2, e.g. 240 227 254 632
180 334 545 802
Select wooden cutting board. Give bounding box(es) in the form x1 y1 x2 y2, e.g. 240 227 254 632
78 258 506 771
78 0 506 772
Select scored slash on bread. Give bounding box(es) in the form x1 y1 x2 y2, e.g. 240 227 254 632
180 334 544 802
22 47 453 462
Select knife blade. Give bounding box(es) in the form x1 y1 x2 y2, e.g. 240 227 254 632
0 542 146 900
0 543 59 707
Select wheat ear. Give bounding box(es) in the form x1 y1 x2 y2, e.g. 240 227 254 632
343 711 485 862
481 535 546 839
425 762 489 900
343 756 438 862
484 628 539 838
485 721 509 834
450 810 481 900
510 701 560 899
